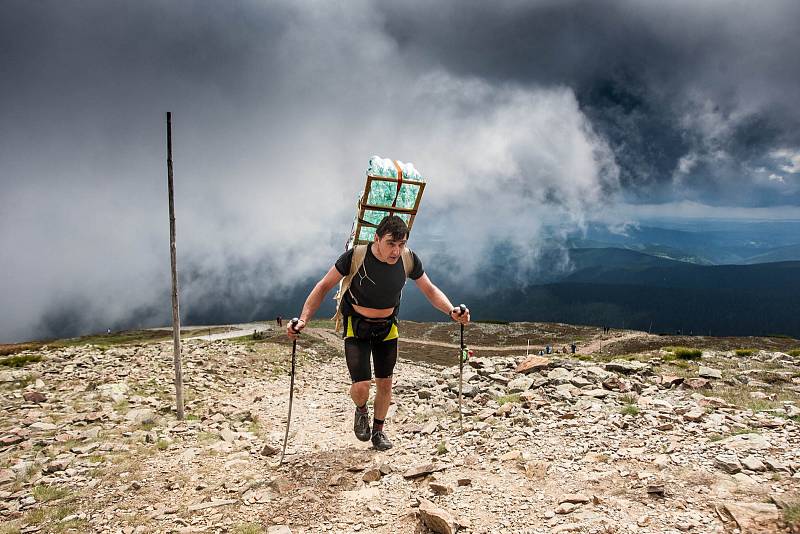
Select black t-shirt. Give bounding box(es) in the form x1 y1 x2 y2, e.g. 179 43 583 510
334 245 424 311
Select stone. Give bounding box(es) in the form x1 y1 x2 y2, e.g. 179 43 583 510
260 444 278 456
660 375 684 388
507 376 534 393
266 527 292 534
97 382 130 403
420 420 438 435
187 499 237 511
0 469 15 485
22 391 47 403
723 502 782 533
45 455 74 473
547 368 574 383
555 502 578 514
582 389 610 399
418 498 456 534
125 409 156 425
403 463 447 479
515 356 550 374
362 469 381 483
764 457 790 472
417 390 432 400
682 378 710 390
741 456 766 472
602 376 631 392
500 450 521 461
219 428 237 443
604 360 650 374
683 408 705 422
29 422 58 432
715 454 742 474
716 433 772 451
698 366 722 379
457 478 472 486
429 482 453 495
559 494 590 504
647 484 665 496
378 464 393 476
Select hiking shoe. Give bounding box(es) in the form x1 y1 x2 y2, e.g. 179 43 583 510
371 430 393 451
353 409 371 442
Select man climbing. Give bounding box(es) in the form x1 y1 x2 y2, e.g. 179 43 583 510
287 215 470 451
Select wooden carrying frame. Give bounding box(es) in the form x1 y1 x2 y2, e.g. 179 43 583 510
350 174 426 246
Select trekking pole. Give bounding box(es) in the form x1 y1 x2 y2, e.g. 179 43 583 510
456 304 467 435
279 318 300 465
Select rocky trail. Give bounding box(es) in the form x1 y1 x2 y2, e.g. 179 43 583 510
1 322 799 534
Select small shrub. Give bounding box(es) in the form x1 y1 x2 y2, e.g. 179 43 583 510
0 354 43 367
619 393 638 405
32 484 70 502
735 348 755 357
496 394 520 405
435 441 448 455
156 439 170 451
620 404 639 416
673 347 702 359
232 523 265 534
784 503 800 531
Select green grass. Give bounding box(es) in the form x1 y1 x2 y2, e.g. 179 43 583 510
787 349 800 357
0 353 43 367
232 524 265 534
619 393 638 405
620 404 640 416
784 503 800 530
474 319 510 325
50 329 196 349
496 394 520 405
435 441 448 455
663 346 702 359
32 485 70 502
735 348 755 357
156 439 170 451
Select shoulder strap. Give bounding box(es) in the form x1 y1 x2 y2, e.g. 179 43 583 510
332 244 369 331
401 247 413 278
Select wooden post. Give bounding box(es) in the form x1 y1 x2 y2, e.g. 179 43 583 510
166 112 184 420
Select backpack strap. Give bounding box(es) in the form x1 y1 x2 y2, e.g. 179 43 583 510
401 247 413 278
332 244 369 332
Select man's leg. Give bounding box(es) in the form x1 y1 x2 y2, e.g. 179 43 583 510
371 337 397 450
345 336 373 441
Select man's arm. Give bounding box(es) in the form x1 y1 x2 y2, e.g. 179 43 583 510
287 266 344 338
414 273 470 323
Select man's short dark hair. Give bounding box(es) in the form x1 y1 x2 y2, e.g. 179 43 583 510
375 215 409 241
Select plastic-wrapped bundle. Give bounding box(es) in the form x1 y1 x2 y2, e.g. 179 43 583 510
366 182 420 209
367 155 423 181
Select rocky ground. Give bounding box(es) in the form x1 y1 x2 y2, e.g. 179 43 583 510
1 323 799 534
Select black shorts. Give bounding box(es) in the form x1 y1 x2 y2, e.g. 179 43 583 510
343 315 399 383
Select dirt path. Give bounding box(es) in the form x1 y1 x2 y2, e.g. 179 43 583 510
578 331 654 354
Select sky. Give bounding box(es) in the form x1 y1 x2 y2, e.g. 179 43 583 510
1 0 799 342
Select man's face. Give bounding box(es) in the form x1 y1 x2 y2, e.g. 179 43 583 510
374 233 407 263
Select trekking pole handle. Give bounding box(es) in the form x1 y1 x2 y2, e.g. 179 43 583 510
290 318 301 334
455 304 466 316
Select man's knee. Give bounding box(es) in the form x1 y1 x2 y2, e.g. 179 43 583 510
375 377 392 393
351 380 371 396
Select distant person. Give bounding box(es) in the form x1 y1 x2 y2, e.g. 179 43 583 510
276 315 283 327
546 345 552 355
571 343 576 354
287 215 469 451
538 350 544 356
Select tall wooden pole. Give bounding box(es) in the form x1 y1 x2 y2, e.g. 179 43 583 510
166 112 185 420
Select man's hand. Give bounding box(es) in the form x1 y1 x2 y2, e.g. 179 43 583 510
286 318 305 340
449 305 470 325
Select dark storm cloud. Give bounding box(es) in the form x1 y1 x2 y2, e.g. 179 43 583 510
378 0 800 203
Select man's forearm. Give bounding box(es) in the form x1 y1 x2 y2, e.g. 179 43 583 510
424 284 454 316
299 283 328 323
